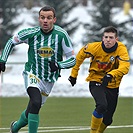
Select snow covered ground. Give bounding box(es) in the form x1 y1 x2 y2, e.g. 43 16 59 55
0 44 133 97
0 3 133 97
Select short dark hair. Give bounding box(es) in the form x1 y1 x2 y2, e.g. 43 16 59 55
39 5 56 17
104 26 118 37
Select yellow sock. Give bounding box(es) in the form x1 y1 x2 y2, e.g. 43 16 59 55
90 115 103 133
96 122 107 133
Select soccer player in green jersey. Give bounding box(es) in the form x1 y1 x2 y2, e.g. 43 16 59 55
0 6 76 133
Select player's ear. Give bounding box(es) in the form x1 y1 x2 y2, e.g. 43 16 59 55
116 37 118 41
102 36 104 41
53 17 56 23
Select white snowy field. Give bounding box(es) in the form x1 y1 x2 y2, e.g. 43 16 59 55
1 63 133 97
0 44 133 97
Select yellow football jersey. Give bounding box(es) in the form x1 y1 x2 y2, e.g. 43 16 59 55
70 41 130 88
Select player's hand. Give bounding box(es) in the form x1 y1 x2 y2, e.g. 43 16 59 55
49 61 60 72
68 76 77 87
102 74 113 87
0 62 6 73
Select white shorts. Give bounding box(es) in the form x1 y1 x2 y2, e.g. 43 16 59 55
22 71 54 105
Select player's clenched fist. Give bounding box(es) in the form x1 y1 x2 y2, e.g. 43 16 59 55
68 76 77 87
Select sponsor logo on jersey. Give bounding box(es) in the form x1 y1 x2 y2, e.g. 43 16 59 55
37 47 54 58
96 56 115 70
97 60 111 70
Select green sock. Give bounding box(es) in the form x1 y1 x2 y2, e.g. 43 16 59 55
28 113 39 133
13 110 28 132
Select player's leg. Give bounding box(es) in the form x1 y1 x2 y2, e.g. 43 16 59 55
10 110 28 133
11 71 40 133
96 87 119 133
89 82 107 133
90 110 103 133
96 122 107 133
27 82 54 133
27 87 42 133
11 71 54 133
10 87 42 133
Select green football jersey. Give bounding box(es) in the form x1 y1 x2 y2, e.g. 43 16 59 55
0 25 76 82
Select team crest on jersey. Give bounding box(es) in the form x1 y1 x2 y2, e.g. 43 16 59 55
37 47 54 58
110 56 115 62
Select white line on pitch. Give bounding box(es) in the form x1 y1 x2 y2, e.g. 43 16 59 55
1 125 133 133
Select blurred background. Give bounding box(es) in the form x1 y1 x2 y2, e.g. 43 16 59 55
0 0 133 97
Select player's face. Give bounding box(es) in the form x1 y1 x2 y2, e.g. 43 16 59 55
39 10 56 33
102 32 118 49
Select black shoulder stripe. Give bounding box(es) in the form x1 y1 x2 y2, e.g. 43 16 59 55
83 50 94 59
83 50 93 56
117 56 130 62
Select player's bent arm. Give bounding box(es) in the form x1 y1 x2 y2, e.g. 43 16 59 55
70 47 88 78
108 49 130 77
108 58 130 77
0 38 16 62
0 35 26 62
58 52 76 69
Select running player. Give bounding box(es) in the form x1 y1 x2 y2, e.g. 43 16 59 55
68 26 130 133
0 5 76 133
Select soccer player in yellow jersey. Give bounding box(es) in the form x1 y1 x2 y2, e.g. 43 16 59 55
68 26 130 133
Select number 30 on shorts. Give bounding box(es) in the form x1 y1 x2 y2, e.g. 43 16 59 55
29 74 39 85
30 77 37 84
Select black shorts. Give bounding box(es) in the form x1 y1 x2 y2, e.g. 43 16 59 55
89 81 119 125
